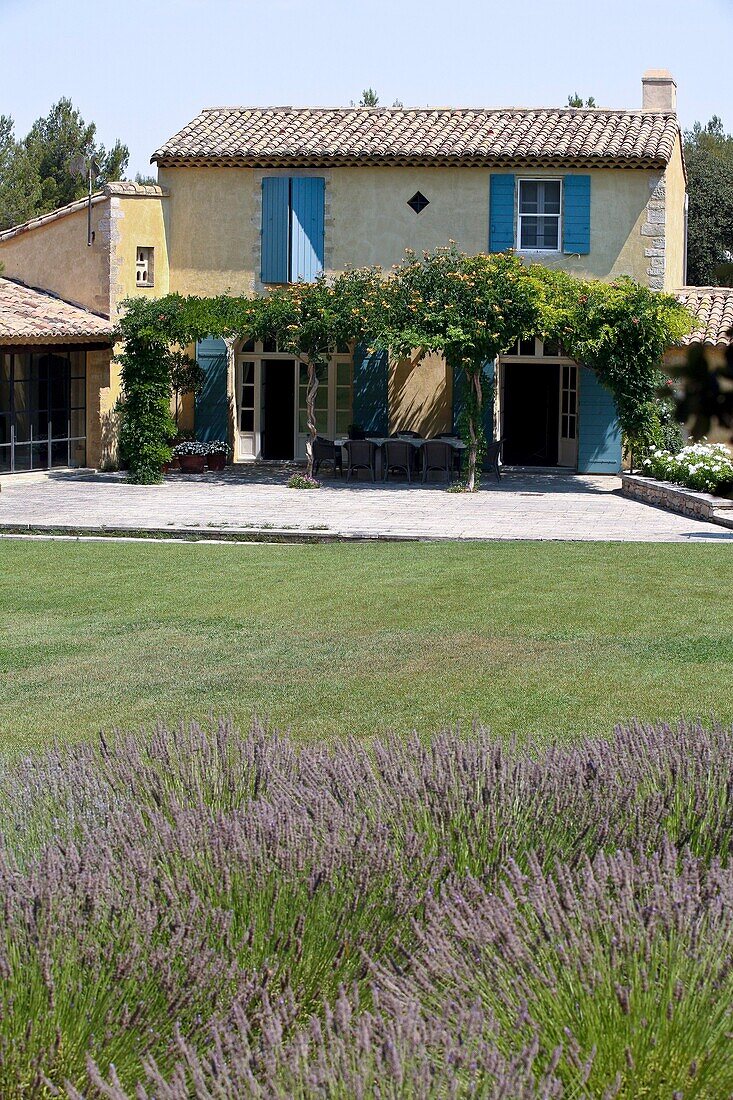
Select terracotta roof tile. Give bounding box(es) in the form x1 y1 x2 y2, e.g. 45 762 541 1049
0 278 114 344
152 106 680 168
676 287 733 346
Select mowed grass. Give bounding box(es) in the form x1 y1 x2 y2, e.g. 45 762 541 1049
1 538 732 752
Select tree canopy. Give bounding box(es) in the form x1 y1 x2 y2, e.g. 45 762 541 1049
0 98 129 231
684 117 733 286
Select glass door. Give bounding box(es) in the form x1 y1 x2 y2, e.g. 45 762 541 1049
0 349 85 472
236 356 259 458
558 364 578 468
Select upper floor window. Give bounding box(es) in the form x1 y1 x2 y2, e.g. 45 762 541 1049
261 177 325 284
517 179 561 252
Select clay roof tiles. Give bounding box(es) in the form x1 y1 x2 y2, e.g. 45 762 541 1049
676 287 733 347
152 106 680 168
0 278 114 344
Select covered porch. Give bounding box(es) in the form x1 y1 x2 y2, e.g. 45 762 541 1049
192 335 622 476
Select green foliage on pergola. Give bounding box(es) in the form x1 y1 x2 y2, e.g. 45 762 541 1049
115 248 693 486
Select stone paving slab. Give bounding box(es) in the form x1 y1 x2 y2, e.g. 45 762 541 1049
1 467 732 542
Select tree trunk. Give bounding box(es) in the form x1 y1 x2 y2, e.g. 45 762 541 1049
304 359 319 479
466 367 483 492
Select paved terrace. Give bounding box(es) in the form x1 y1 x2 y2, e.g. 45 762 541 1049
0 467 732 542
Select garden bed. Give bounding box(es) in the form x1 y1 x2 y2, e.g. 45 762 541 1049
622 472 733 524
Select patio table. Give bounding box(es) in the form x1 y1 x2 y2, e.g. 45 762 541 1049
334 435 466 450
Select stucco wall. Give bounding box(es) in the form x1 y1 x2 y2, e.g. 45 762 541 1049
0 201 111 316
157 166 258 296
109 195 170 319
159 163 662 291
664 133 687 289
85 347 117 468
389 352 452 435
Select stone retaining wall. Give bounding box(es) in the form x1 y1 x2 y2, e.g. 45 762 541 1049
622 473 733 522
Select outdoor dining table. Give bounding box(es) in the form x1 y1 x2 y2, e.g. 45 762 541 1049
334 435 466 450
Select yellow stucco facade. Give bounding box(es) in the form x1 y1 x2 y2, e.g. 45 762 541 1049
157 161 685 293
0 200 111 316
0 134 689 469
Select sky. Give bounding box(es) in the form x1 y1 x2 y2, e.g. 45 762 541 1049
2 0 732 179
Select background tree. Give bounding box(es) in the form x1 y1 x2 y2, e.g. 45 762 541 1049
0 100 128 230
684 117 733 286
567 93 596 107
0 116 42 229
357 88 379 107
378 247 540 490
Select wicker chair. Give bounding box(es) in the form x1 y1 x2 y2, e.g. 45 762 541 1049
344 439 378 482
485 438 504 483
312 436 342 478
435 432 463 478
382 438 412 482
421 439 453 483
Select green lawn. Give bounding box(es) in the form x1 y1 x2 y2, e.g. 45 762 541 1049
1 539 732 752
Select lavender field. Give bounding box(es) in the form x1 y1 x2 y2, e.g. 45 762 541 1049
1 719 732 1097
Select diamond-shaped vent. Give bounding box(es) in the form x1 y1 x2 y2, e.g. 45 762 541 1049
407 191 430 214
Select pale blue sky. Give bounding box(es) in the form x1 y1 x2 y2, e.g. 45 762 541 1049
2 0 731 178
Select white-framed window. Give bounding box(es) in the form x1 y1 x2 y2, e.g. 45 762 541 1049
517 180 562 252
135 246 154 287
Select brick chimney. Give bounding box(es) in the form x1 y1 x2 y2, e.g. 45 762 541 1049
642 69 677 112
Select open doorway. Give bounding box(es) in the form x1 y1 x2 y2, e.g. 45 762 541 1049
261 359 295 459
502 362 561 466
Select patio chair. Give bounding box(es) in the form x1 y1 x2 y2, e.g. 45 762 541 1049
344 439 378 482
382 438 412 482
312 436 342 478
421 439 453 484
485 438 504 483
435 432 463 478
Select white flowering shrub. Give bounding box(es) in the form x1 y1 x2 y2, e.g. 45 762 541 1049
642 442 733 494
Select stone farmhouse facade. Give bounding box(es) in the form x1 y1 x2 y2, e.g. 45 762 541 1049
2 68 728 477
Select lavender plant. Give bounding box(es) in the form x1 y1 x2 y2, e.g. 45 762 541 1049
0 719 731 1096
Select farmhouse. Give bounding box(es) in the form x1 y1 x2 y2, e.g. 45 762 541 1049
0 69 715 476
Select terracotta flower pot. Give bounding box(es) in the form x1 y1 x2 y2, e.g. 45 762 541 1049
207 452 227 471
178 453 206 474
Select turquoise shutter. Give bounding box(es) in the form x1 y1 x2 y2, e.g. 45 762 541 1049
261 177 289 283
577 367 621 473
489 174 515 252
195 337 228 442
291 177 325 281
353 344 388 434
563 175 591 255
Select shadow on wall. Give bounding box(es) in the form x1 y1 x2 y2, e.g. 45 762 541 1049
389 351 452 435
99 407 120 471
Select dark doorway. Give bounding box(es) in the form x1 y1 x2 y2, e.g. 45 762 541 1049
502 363 560 466
262 360 295 459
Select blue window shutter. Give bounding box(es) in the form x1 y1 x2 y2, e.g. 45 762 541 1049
563 175 591 255
489 174 515 252
261 177 289 283
195 337 228 442
353 344 388 434
577 367 621 473
291 177 325 281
